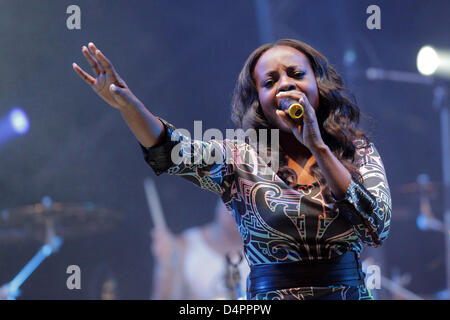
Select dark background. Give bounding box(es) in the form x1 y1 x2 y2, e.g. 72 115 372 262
0 0 448 299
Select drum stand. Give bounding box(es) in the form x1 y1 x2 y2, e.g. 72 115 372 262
1 219 62 300
225 251 245 300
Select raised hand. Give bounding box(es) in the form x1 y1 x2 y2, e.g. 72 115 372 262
73 42 141 110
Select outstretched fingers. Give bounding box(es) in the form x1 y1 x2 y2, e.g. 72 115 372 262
72 63 95 85
88 42 117 79
88 45 116 79
82 45 101 76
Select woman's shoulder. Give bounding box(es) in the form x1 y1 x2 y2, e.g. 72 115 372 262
351 136 384 166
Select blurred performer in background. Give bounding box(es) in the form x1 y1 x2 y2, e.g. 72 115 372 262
150 200 249 300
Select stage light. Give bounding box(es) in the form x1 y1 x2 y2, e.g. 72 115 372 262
417 46 439 76
0 107 30 147
416 214 427 231
343 49 356 67
9 108 29 134
417 45 450 78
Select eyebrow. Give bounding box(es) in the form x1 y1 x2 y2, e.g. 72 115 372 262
263 70 278 78
263 65 303 77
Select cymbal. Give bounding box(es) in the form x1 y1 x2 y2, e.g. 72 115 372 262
0 202 123 243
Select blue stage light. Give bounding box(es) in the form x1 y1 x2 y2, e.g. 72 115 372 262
9 108 29 134
343 50 357 67
416 214 427 231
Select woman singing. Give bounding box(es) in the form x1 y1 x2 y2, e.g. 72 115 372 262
73 39 391 300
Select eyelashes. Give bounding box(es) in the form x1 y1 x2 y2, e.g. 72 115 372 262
263 80 274 88
293 71 306 79
262 71 306 88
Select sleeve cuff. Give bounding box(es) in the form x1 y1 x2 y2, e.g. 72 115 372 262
140 118 182 176
336 179 377 226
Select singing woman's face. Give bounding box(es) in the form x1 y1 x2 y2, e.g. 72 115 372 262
253 45 319 132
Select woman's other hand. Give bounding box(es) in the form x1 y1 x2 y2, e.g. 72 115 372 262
276 91 326 153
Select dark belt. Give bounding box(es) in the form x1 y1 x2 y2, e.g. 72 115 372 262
247 251 365 298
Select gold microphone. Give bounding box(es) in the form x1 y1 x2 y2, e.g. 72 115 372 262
280 98 304 119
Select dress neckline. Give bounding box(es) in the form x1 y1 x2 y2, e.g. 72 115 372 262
274 172 320 190
293 181 319 190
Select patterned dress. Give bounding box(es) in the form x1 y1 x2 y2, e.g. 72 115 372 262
142 118 392 300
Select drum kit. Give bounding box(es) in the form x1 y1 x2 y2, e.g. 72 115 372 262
0 197 123 300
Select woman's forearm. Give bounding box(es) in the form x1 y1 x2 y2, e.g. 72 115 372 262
312 145 352 200
119 101 166 148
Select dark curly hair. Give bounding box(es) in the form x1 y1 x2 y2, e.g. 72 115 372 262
231 39 368 202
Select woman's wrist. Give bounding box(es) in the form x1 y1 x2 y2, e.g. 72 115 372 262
309 142 329 156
